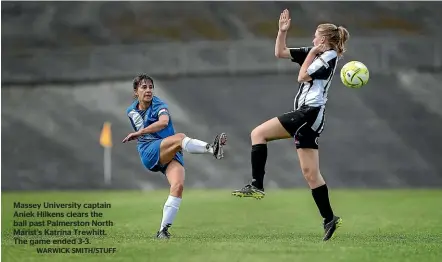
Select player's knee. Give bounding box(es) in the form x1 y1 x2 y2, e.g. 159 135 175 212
175 133 186 140
251 127 266 143
173 133 187 148
170 182 184 196
301 166 320 183
173 133 186 144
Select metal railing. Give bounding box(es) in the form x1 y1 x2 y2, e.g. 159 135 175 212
2 37 441 85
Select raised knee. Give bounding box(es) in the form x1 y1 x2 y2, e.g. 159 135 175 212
251 127 265 142
170 183 184 195
174 133 187 148
176 133 186 140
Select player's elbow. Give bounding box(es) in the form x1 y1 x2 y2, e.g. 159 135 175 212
160 120 169 128
158 119 169 129
297 75 306 83
275 51 282 58
298 72 311 83
275 48 289 58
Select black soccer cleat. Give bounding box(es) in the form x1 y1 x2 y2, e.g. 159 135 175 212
231 184 265 200
210 133 227 160
322 216 342 241
156 225 171 239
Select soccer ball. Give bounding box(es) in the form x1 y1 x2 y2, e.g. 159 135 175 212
340 61 369 88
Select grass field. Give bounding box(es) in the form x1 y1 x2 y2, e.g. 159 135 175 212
1 189 442 262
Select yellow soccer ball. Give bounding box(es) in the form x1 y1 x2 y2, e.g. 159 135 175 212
340 61 369 88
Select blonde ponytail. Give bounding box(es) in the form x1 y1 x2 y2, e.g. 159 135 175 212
337 26 350 56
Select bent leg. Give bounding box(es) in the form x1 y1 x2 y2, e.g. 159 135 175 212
158 160 185 238
250 117 292 144
249 117 291 190
232 116 293 198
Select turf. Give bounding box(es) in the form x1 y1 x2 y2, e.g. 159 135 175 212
2 189 442 262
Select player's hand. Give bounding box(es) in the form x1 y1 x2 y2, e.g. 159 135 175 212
311 44 328 55
122 132 140 143
279 9 291 32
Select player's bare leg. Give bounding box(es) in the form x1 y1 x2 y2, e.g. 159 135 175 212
157 160 185 239
159 133 187 165
297 148 324 189
298 148 342 241
232 117 291 199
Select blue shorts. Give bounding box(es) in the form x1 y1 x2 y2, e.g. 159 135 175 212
138 139 184 174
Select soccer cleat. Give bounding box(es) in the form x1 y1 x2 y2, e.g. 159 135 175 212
231 184 265 199
322 216 342 241
156 225 171 239
210 133 227 160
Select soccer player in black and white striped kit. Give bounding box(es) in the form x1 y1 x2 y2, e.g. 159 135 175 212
232 9 350 241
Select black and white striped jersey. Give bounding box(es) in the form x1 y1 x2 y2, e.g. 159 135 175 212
289 47 338 110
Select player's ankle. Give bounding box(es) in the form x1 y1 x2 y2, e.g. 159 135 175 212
251 180 264 190
206 144 214 154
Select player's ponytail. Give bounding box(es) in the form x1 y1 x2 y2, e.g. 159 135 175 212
337 26 350 57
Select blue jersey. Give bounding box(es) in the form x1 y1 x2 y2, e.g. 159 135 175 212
126 96 176 145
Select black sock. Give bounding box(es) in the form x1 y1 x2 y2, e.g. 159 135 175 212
250 144 267 190
312 184 334 223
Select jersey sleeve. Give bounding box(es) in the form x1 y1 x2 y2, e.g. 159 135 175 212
158 107 170 117
154 101 170 118
127 109 142 131
307 51 338 80
289 47 313 65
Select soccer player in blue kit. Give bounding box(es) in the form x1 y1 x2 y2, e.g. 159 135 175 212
123 74 227 239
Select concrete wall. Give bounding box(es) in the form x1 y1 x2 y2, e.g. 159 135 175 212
3 72 442 190
2 1 442 190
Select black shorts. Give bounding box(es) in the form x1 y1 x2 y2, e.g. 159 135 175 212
277 105 325 149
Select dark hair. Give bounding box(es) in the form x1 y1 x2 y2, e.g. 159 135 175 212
132 74 154 99
317 23 350 57
133 74 154 90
